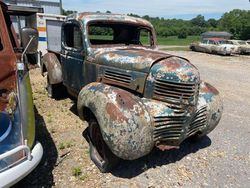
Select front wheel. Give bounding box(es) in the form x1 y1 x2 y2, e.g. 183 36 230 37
88 119 120 173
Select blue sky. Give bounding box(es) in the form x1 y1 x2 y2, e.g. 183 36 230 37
62 0 250 20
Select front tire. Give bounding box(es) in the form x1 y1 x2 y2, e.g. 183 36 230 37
88 118 120 173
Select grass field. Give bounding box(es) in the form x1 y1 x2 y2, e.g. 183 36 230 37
89 35 200 46
156 36 200 46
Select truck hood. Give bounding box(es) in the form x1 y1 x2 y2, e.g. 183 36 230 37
94 48 182 73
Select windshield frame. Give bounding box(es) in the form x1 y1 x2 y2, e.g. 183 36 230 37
85 20 157 49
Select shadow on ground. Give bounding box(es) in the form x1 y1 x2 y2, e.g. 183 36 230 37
111 136 211 178
69 100 78 116
14 106 58 187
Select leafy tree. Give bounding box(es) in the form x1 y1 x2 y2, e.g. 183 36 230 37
207 18 218 28
219 9 250 39
191 15 206 27
62 9 77 16
178 28 188 39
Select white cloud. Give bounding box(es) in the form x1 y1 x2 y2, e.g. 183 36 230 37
62 0 250 19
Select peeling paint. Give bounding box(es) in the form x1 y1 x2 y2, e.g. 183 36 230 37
47 12 223 161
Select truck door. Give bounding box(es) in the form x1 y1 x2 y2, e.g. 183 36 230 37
61 22 85 93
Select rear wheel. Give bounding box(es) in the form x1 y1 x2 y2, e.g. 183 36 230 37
47 76 66 99
88 118 120 172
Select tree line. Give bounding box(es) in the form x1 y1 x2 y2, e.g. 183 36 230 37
129 9 250 40
63 9 250 40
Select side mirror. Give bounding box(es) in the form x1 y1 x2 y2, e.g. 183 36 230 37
21 27 38 54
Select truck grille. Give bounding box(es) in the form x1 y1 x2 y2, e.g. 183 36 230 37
153 106 207 143
103 70 132 86
187 106 207 136
153 115 186 142
153 79 197 104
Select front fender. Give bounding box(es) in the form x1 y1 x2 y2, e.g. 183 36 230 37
198 81 223 135
41 53 62 84
77 82 154 160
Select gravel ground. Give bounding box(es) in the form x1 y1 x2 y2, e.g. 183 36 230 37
16 51 250 188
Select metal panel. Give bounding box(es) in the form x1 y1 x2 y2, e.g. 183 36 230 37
46 19 63 52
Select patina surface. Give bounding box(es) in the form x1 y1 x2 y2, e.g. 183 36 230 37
43 12 223 160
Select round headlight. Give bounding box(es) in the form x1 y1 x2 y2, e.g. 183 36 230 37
0 112 12 142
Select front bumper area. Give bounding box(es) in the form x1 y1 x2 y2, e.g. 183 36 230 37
0 142 43 187
142 81 223 147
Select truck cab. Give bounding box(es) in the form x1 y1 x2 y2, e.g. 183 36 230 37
42 12 223 172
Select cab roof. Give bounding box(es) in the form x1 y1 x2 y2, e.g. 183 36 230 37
67 12 153 28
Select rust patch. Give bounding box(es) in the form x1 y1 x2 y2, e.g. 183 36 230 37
115 89 136 110
0 54 16 111
105 102 128 123
156 143 179 151
164 59 182 71
202 82 219 95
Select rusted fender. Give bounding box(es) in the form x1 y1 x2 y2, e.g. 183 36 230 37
41 53 62 84
198 81 223 135
77 82 154 160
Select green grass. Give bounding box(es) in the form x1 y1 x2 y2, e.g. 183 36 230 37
72 167 82 177
156 36 200 46
89 35 113 40
89 35 200 46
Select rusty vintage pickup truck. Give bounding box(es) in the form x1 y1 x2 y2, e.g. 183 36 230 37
42 12 223 172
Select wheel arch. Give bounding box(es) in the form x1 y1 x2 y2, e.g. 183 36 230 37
77 82 154 160
41 52 63 84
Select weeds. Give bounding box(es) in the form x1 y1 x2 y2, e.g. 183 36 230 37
72 167 82 177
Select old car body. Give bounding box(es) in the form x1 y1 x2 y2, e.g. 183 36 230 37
42 12 223 172
0 2 43 187
190 38 239 55
228 40 250 55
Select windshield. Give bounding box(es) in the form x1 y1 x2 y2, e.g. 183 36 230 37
88 22 154 47
218 40 230 45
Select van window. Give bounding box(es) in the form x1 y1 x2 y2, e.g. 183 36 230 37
208 40 215 45
202 39 208 44
64 24 83 50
